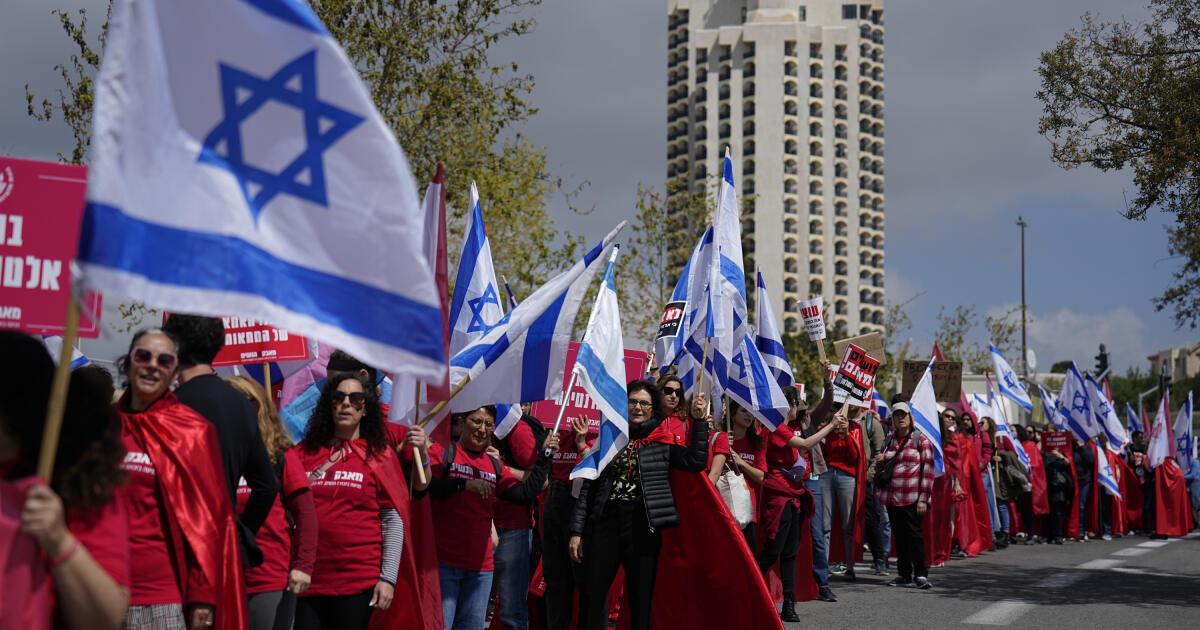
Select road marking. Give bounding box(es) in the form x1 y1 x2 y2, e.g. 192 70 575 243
1136 541 1170 548
1110 567 1200 580
1077 558 1123 569
963 600 1034 626
1112 547 1151 557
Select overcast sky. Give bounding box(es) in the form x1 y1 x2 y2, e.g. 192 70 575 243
3 0 1193 374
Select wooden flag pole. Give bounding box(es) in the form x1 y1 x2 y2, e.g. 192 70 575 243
411 380 427 486
416 375 471 429
37 295 81 480
261 361 272 403
696 336 711 395
816 341 827 363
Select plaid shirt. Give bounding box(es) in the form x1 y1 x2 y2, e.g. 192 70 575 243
875 431 935 507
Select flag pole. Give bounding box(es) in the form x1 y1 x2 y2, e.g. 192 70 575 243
697 336 711 395
549 371 581 437
416 375 471 428
37 295 81 480
411 380 427 485
261 361 272 401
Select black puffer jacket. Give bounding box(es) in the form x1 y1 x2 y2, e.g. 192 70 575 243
569 417 708 536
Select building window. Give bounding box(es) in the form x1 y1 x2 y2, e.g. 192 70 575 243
798 6 807 21
842 5 857 19
741 7 747 22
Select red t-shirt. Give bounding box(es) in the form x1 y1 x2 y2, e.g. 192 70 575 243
236 449 314 593
764 422 806 495
707 430 731 470
732 431 768 522
293 441 395 597
663 415 691 445
822 428 861 476
119 434 189 605
429 442 521 571
551 421 599 482
493 420 538 530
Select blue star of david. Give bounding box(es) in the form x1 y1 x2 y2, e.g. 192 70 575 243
467 284 502 334
1004 372 1019 391
198 50 364 222
1072 391 1089 415
732 351 748 380
1178 435 1191 453
1098 401 1111 418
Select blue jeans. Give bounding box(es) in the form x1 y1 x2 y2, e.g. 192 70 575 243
982 470 1001 531
997 501 1010 535
1078 482 1092 535
493 529 531 630
804 477 829 587
820 468 857 567
439 562 493 630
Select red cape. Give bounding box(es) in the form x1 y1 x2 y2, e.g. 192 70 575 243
0 477 54 629
1022 441 1049 515
1105 449 1129 535
1063 449 1081 540
960 437 992 555
1083 443 1102 536
1155 460 1194 536
1116 456 1143 530
924 472 952 567
827 426 867 564
120 393 247 630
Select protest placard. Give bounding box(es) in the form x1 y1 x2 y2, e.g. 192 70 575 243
833 342 880 404
656 300 686 341
1042 429 1073 454
531 342 648 429
833 332 885 367
0 157 101 337
210 316 310 366
797 297 825 341
902 360 963 402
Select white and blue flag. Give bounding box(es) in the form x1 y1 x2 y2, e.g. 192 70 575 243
449 223 624 411
41 336 90 370
722 332 791 431
570 250 629 480
755 268 794 389
908 358 944 474
987 375 1032 472
1085 373 1127 452
710 149 749 381
991 344 1033 412
1096 443 1122 499
80 0 443 380
1173 391 1194 471
1037 384 1062 428
1126 402 1143 437
664 227 715 387
871 389 890 420
501 275 520 311
449 182 504 356
492 403 525 440
1056 362 1100 441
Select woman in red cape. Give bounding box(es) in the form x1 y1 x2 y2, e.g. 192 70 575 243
1021 431 1049 538
379 424 442 630
1154 459 1194 536
116 329 246 629
1116 455 1143 531
923 415 956 567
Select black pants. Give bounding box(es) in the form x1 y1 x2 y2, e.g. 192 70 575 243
1017 493 1035 536
1048 500 1067 540
294 589 373 630
886 503 927 579
863 482 888 561
1141 478 1157 533
248 590 296 630
742 521 757 553
757 502 804 596
542 482 578 630
577 500 661 630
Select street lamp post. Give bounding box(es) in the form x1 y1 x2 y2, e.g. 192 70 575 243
1016 216 1028 378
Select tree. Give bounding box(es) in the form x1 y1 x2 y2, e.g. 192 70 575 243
932 305 1026 372
1036 0 1200 328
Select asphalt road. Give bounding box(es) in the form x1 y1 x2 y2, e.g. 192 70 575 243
782 532 1200 629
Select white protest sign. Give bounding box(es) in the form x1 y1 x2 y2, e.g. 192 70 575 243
798 297 825 341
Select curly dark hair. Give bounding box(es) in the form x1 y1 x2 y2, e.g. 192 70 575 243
161 314 224 366
0 332 126 514
627 380 664 420
301 373 387 458
115 327 182 386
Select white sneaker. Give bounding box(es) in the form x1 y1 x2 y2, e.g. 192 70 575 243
1101 534 1112 541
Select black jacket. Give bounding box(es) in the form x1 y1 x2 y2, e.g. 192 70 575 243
569 417 708 537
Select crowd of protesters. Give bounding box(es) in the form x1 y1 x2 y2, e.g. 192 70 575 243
4 319 1198 630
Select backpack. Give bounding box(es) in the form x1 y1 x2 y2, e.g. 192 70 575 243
495 414 548 467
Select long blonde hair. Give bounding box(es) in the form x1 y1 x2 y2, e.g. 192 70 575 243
226 375 293 464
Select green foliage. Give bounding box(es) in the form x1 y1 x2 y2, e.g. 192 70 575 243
24 8 106 165
1036 0 1200 328
933 305 1026 372
1050 360 1071 374
781 321 847 407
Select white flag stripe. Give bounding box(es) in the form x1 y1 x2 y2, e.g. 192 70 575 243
1172 391 1193 471
909 358 944 474
991 344 1033 412
1147 392 1174 469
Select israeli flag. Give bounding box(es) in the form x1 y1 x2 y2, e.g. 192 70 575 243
1173 391 1194 471
723 332 791 431
571 250 630 481
1147 392 1173 469
1126 402 1143 437
710 149 750 379
991 344 1033 412
987 375 1031 473
41 336 90 370
658 227 712 375
754 268 794 389
493 403 525 440
871 389 890 420
969 393 993 424
1085 373 1127 452
908 358 944 474
1038 384 1062 428
448 183 504 356
1096 444 1122 499
501 275 520 311
1056 362 1100 441
449 223 624 411
80 0 443 381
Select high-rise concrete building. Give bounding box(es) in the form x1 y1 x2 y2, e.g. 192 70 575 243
667 1 886 336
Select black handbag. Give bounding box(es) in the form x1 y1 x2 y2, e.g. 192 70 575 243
874 432 912 489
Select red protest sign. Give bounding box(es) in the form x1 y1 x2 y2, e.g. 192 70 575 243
530 342 649 430
0 157 101 337
210 316 309 366
1041 430 1073 454
833 342 879 402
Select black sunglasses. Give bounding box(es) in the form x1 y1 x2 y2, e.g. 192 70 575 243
662 386 683 397
331 391 367 408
